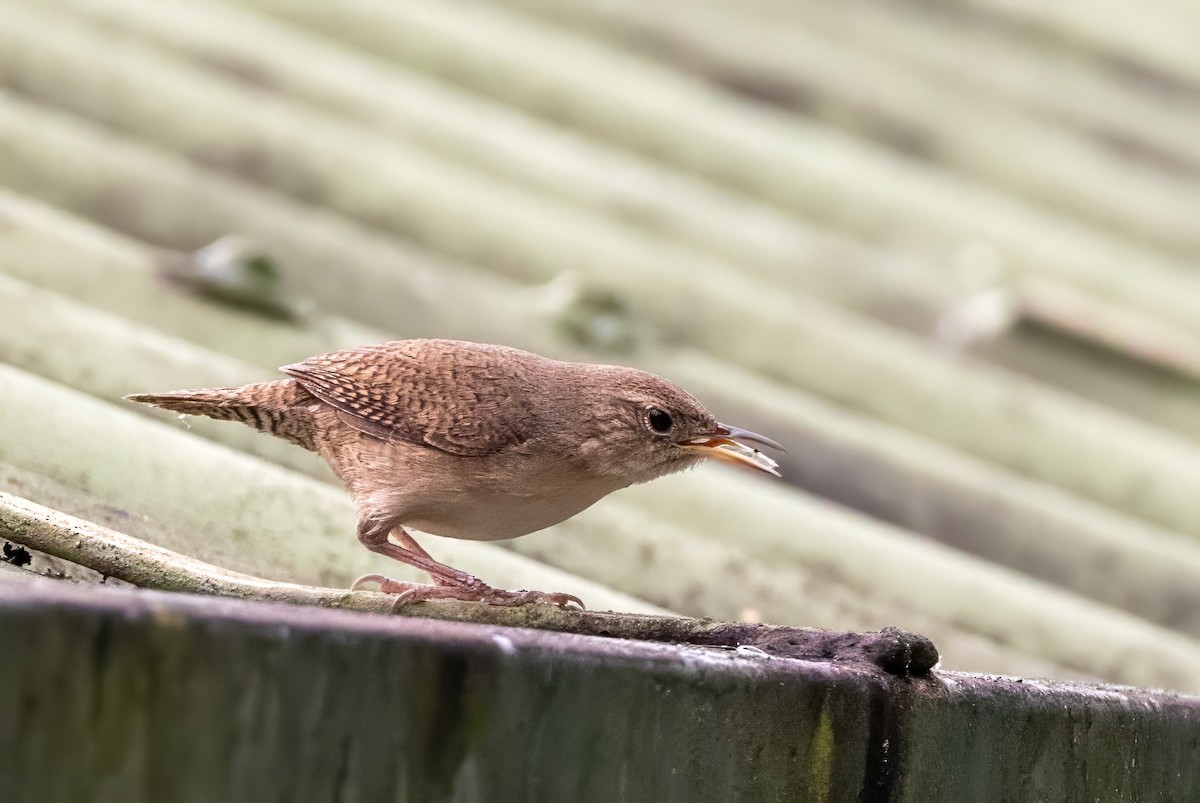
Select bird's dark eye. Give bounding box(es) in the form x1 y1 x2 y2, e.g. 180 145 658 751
646 407 674 434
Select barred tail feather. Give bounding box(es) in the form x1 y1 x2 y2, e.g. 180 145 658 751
126 379 317 450
126 387 245 419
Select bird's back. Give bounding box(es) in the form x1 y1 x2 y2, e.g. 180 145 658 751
282 339 547 456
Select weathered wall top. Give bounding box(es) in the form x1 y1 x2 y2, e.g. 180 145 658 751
3 580 1197 803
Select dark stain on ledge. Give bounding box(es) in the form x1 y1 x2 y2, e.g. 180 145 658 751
858 679 915 803
423 650 473 797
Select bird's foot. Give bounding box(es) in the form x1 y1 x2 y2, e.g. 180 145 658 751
473 586 586 610
351 573 585 611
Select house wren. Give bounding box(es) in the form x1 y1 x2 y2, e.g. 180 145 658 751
128 339 782 609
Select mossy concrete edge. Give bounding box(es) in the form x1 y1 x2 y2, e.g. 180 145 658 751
0 581 1196 802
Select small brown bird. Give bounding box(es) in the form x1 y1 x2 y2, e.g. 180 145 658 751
128 339 782 608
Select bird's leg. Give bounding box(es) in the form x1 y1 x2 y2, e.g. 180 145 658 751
391 529 475 587
353 521 479 588
352 520 584 610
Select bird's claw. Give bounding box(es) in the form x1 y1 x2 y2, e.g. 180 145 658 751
352 573 585 611
350 573 394 592
477 587 586 610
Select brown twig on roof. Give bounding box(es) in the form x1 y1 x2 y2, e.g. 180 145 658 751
0 490 938 676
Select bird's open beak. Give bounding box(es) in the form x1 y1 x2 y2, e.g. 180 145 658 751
680 423 784 477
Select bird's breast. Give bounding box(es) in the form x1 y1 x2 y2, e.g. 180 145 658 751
405 471 628 541
328 429 627 541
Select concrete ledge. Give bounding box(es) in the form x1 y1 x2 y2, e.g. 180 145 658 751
0 582 1196 802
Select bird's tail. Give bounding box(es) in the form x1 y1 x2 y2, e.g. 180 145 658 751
126 379 318 450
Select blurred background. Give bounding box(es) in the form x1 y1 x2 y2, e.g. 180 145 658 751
2 0 1200 692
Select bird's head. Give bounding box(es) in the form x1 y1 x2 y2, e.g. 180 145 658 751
564 366 783 485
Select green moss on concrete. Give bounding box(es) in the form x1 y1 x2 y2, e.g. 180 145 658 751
806 705 836 803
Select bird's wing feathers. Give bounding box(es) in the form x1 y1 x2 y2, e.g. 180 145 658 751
282 340 537 456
